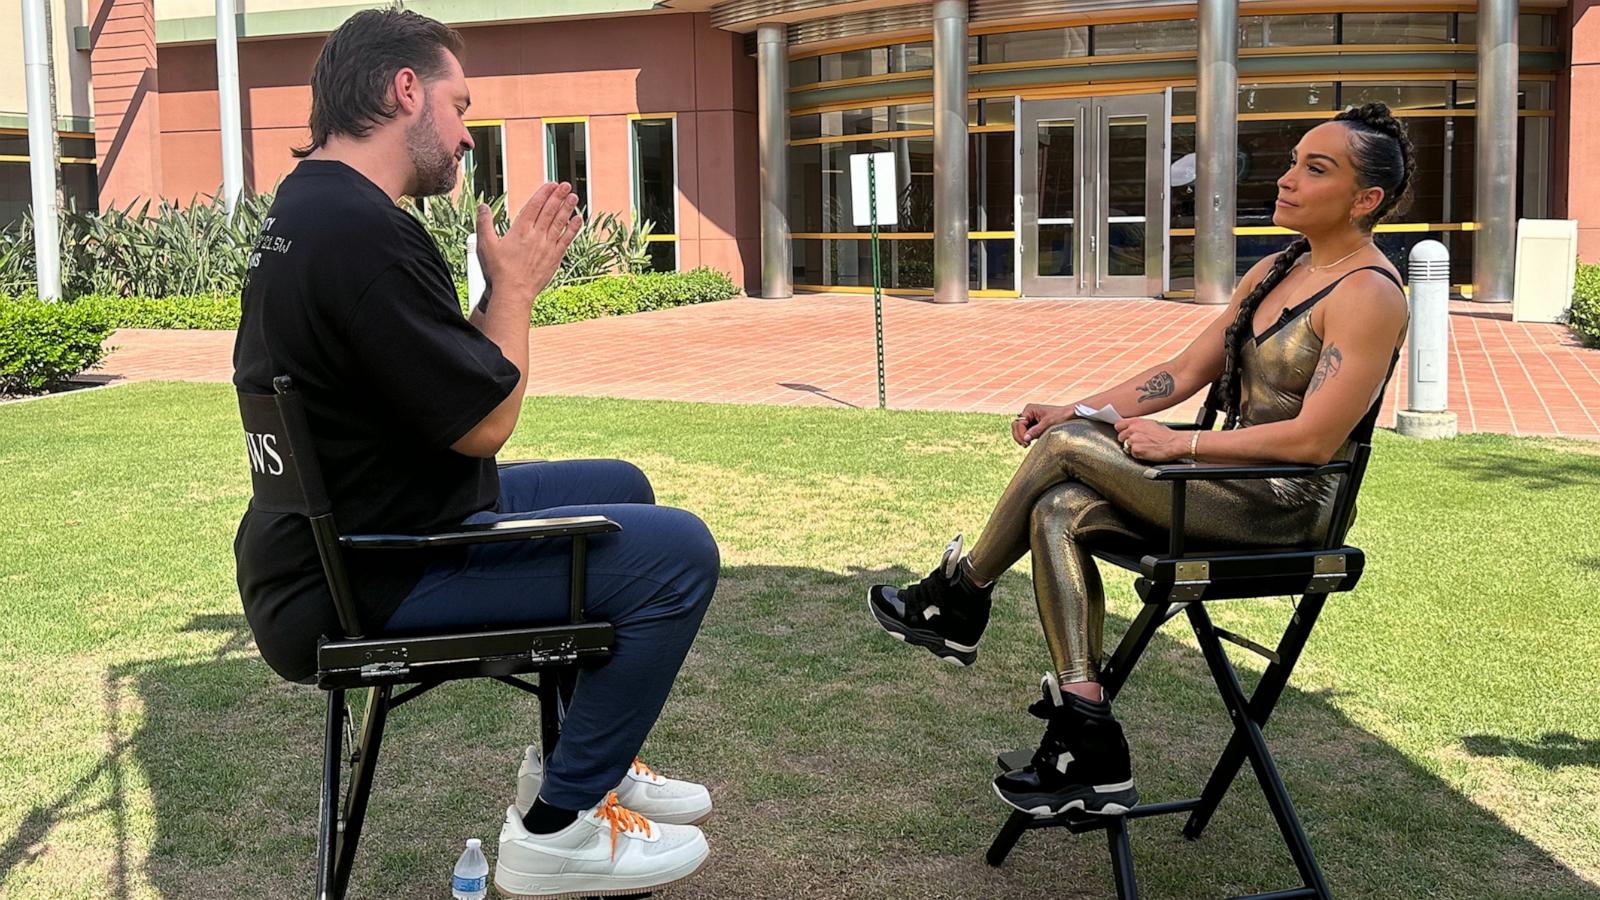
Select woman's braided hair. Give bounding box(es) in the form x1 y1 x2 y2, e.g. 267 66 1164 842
1209 102 1416 428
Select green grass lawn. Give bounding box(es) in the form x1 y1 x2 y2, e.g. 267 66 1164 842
2 382 1598 899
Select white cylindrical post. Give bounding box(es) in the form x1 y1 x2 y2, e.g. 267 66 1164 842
1397 240 1458 438
22 0 61 301
466 234 486 311
216 0 245 214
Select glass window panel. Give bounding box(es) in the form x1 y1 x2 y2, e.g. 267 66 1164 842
645 241 676 273
1093 20 1196 55
982 27 1089 63
1239 82 1336 114
63 161 97 214
60 136 96 158
1170 122 1196 229
1341 13 1452 44
1237 15 1336 48
971 238 1015 291
1105 115 1147 276
894 104 935 130
1521 116 1553 219
1396 117 1445 223
791 115 821 141
1168 235 1194 292
1341 81 1449 112
788 144 823 233
790 57 820 88
794 239 935 289
968 132 1015 231
632 118 676 236
1465 81 1560 110
892 42 934 72
544 122 588 211
1037 119 1076 223
466 125 505 199
1037 224 1074 277
981 98 1015 126
1172 88 1195 118
842 107 889 135
0 134 28 154
819 47 889 81
814 138 934 232
1457 13 1557 46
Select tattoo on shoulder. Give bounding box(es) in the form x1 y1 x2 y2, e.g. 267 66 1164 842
1136 371 1175 403
1309 344 1343 394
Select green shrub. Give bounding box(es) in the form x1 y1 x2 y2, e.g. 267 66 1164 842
1570 262 1600 349
2 268 739 334
73 293 242 329
531 268 739 327
0 297 114 395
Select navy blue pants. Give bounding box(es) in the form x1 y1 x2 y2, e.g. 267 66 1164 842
384 460 718 810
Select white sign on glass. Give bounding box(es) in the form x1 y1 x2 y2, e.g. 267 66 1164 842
849 152 899 227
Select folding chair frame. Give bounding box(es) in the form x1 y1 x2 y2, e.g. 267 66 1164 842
237 377 619 900
985 412 1374 900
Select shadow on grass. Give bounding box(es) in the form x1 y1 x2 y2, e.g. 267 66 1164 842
1461 732 1600 771
1454 447 1600 491
51 564 1598 899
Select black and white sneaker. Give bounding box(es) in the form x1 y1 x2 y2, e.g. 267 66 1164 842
993 675 1138 817
868 534 994 666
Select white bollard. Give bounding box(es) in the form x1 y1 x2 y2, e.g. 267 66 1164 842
466 234 486 312
1396 240 1459 439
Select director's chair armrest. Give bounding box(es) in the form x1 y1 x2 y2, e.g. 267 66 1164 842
1144 460 1352 482
1144 461 1353 556
340 515 620 550
497 459 546 469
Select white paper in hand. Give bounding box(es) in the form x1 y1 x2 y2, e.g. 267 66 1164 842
1074 403 1123 425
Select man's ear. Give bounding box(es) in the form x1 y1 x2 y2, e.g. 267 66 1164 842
392 67 424 117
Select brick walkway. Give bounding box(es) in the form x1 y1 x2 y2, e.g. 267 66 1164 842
96 294 1600 440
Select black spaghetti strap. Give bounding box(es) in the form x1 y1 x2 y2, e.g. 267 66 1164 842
1254 265 1404 346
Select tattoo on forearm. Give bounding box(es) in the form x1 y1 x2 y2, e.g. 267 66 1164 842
1136 371 1175 403
1309 344 1343 394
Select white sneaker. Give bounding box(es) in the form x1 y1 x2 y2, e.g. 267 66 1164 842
515 747 713 826
494 795 709 899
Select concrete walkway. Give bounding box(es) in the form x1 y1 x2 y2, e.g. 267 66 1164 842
97 294 1600 440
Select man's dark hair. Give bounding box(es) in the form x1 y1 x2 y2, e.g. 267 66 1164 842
292 9 465 158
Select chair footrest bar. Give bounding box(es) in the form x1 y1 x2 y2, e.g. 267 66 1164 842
1214 627 1281 664
1228 888 1318 900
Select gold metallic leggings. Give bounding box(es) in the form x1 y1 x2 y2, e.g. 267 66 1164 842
964 419 1330 685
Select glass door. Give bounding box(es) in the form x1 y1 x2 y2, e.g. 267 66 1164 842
1021 93 1167 297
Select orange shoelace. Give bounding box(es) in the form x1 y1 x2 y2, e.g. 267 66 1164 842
630 757 659 780
597 791 651 858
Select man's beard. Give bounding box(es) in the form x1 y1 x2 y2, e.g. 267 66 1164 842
405 100 460 198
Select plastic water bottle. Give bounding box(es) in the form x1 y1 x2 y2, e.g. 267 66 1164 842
451 838 488 899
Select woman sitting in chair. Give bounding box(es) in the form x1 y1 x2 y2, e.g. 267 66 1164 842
870 102 1413 817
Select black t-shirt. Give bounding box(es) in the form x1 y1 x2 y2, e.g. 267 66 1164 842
232 160 520 683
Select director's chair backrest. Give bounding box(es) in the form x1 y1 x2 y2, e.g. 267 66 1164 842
236 376 366 638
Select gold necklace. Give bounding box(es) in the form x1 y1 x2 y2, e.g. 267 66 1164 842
1305 241 1374 273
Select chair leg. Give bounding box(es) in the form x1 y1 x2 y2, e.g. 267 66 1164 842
538 671 563 764
330 685 391 900
1099 601 1169 702
986 810 1033 867
1106 817 1139 900
316 689 344 900
1182 594 1327 841
1184 602 1332 900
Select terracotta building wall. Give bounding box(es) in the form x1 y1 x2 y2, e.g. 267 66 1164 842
1568 0 1600 261
102 11 760 289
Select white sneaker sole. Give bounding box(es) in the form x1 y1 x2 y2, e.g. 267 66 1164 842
494 845 710 899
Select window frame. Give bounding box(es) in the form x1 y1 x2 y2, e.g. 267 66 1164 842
629 113 680 272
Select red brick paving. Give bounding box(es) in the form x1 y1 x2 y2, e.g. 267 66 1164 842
96 294 1600 440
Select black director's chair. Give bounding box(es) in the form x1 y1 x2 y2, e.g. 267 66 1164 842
239 376 618 900
986 397 1383 900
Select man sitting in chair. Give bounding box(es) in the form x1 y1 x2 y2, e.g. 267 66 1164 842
232 10 716 897
870 103 1413 819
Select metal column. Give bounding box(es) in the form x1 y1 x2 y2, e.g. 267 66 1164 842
1473 0 1517 303
757 23 792 299
22 0 61 300
216 0 245 214
932 0 969 304
1194 0 1238 305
